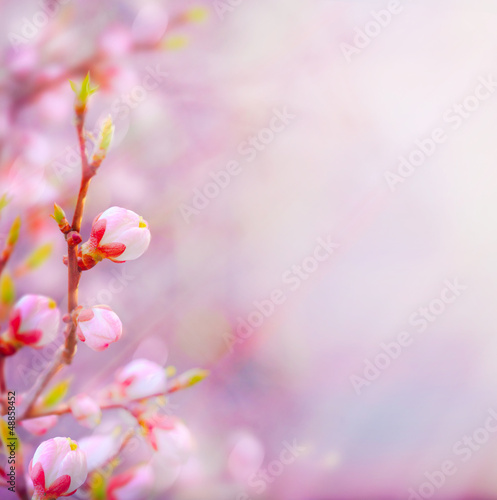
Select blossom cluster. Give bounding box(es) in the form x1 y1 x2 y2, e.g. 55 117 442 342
0 73 208 500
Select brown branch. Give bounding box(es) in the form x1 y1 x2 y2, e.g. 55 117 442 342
17 108 93 420
24 382 185 420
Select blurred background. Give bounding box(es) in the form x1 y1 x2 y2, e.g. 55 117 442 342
2 0 497 498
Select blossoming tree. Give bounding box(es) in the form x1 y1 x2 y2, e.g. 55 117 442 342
0 74 208 500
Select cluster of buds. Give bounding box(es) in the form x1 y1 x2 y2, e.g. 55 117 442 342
0 73 209 500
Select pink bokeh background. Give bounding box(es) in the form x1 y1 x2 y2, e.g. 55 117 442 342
2 0 497 498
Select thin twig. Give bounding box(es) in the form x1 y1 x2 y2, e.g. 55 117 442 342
17 109 93 420
24 383 183 420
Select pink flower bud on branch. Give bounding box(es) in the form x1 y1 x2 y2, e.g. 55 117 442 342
29 437 88 499
107 464 154 500
140 414 192 461
20 415 58 436
66 231 82 247
80 207 150 269
114 359 167 401
76 305 122 351
0 295 60 355
69 394 102 428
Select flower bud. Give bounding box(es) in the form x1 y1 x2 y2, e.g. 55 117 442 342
80 207 150 269
114 359 167 401
29 437 87 499
141 414 192 463
154 417 192 462
52 203 70 233
69 72 98 116
76 305 122 351
107 464 154 500
0 295 60 354
90 115 114 168
69 395 102 428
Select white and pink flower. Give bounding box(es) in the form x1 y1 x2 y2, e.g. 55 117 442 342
76 305 122 351
20 416 58 436
113 359 167 401
107 464 155 500
81 207 150 269
0 295 60 355
69 395 102 428
29 437 87 499
141 414 192 462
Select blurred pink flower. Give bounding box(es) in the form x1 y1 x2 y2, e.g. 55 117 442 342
69 395 102 428
114 358 167 401
141 414 192 462
20 416 58 436
107 464 155 500
0 295 60 354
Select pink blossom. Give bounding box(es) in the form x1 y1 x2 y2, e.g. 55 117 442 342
114 358 167 401
20 416 58 436
78 434 120 472
81 207 150 269
76 305 122 351
0 295 60 355
69 395 102 428
142 414 192 462
107 464 155 500
29 437 87 499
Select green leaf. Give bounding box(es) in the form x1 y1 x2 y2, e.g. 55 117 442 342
175 368 210 390
0 194 9 213
25 243 53 270
70 72 99 105
0 272 15 306
53 203 67 224
7 216 21 246
0 418 21 454
43 379 71 408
